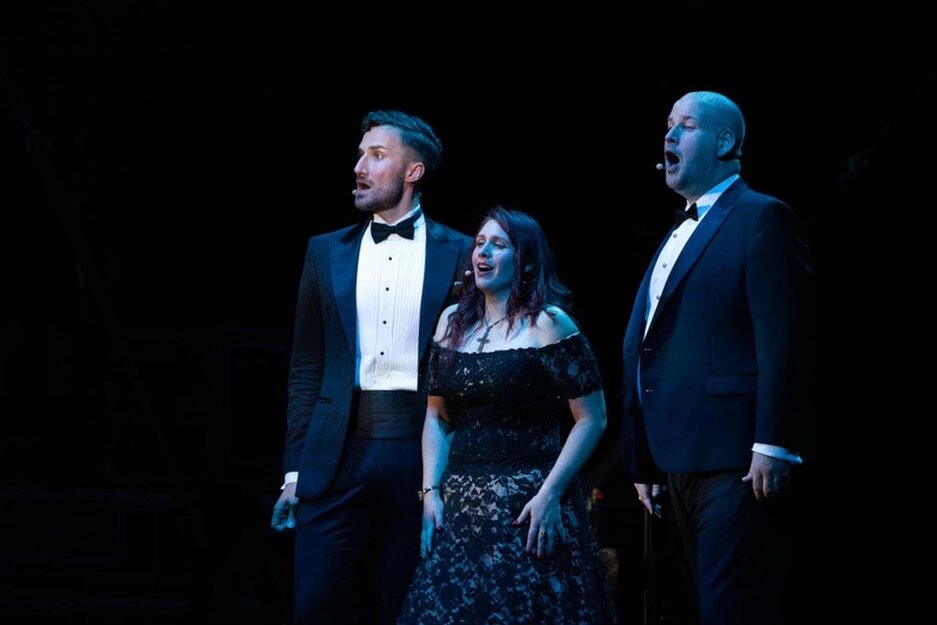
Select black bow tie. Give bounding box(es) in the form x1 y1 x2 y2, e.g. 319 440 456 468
675 203 699 227
370 211 421 243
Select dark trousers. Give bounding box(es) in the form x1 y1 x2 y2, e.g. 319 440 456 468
292 436 422 625
668 470 795 625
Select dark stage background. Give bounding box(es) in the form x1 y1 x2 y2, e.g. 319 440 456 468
0 3 917 623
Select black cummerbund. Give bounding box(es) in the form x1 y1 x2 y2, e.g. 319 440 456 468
353 390 421 439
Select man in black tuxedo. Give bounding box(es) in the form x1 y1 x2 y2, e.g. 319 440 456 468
271 110 472 624
621 91 814 624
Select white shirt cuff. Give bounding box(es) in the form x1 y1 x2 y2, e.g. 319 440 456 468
281 471 299 490
752 443 803 464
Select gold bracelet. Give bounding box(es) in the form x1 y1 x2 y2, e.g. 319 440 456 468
417 485 440 501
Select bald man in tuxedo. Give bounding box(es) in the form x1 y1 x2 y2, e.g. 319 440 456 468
622 92 814 624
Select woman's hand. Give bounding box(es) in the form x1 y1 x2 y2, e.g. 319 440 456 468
514 490 565 558
420 491 445 559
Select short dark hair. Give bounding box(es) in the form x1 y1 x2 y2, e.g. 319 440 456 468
361 110 443 182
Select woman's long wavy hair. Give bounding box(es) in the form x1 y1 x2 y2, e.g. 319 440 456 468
442 206 572 349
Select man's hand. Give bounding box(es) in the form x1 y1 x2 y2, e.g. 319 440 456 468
271 482 299 531
634 483 662 515
742 452 793 501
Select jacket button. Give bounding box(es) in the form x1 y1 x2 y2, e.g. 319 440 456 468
644 388 655 393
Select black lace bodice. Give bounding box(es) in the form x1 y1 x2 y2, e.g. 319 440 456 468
428 333 603 472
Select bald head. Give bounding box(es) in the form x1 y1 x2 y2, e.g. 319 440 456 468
684 91 745 161
663 91 747 202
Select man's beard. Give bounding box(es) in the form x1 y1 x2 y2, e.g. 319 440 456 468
354 180 406 214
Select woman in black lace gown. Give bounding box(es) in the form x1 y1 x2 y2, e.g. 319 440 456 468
398 207 614 625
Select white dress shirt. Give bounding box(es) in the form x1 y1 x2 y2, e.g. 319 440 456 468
356 206 427 390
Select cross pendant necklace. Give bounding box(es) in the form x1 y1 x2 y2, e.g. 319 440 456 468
475 316 506 352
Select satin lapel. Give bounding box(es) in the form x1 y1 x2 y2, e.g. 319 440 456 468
420 219 462 354
331 224 367 360
647 180 746 339
629 237 668 345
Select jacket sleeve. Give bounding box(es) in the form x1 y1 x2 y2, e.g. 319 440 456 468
282 238 325 473
746 201 815 451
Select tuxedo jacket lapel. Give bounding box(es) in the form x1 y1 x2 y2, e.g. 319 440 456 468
420 219 464 355
627 237 666 345
645 179 746 341
331 223 367 360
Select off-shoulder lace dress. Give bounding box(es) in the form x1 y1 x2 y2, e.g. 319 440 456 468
397 333 614 625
